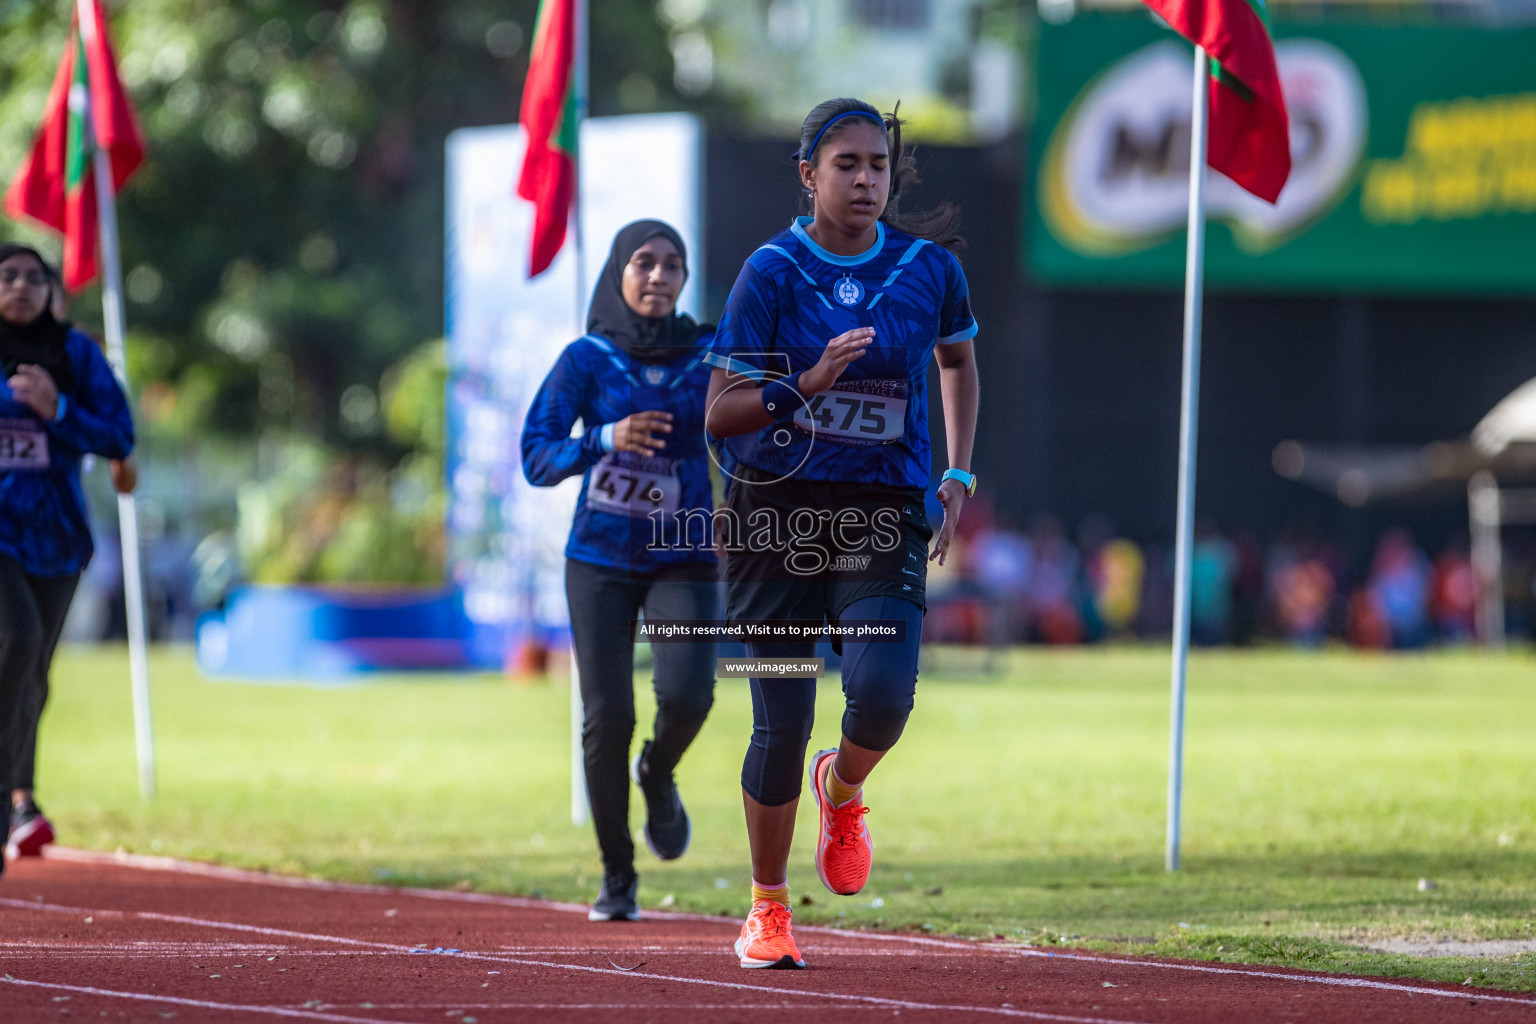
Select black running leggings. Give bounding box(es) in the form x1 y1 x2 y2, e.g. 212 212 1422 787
565 558 718 877
0 553 80 794
740 595 923 807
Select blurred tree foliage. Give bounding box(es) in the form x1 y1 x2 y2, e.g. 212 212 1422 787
0 0 692 445
234 338 448 584
1 0 709 584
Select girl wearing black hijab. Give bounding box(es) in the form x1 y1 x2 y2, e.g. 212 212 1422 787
0 243 134 871
522 221 719 921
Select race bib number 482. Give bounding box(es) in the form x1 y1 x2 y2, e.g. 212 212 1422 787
0 418 49 471
792 379 908 446
586 451 682 519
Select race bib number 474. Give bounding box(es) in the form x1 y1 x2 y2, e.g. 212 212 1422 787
793 379 908 446
0 418 49 471
586 451 682 519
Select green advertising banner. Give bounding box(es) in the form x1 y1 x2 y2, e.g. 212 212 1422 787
1029 16 1536 294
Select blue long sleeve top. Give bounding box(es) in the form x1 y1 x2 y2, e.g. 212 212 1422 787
521 333 717 573
0 328 134 577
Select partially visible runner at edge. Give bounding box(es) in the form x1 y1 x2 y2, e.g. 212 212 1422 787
704 98 980 968
0 243 135 872
42 261 138 496
521 221 720 922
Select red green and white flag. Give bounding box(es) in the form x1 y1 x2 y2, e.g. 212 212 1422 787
515 0 578 278
1142 0 1291 203
4 0 145 291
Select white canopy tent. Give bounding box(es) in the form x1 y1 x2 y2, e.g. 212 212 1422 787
1474 377 1536 458
1273 374 1536 646
1467 378 1536 646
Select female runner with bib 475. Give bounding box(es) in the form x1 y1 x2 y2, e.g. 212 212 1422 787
704 98 979 968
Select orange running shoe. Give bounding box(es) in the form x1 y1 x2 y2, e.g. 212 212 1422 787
808 748 873 896
734 899 806 969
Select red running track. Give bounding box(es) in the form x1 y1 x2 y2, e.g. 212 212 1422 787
1 848 1533 1023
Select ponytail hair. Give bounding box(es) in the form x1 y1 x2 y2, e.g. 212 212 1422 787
795 97 964 255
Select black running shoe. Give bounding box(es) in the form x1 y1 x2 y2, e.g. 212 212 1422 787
631 740 691 861
7 800 54 858
588 871 640 922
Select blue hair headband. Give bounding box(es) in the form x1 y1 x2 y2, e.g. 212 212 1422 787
802 110 886 163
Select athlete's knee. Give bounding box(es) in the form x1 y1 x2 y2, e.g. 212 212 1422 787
739 672 816 804
834 593 922 750
839 643 919 752
656 691 713 730
0 621 43 679
653 658 717 715
740 711 815 805
841 691 914 751
741 775 802 807
582 708 636 746
740 744 809 806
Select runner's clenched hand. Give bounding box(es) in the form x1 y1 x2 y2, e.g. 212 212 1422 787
8 364 59 421
610 410 673 455
110 456 139 495
800 328 874 397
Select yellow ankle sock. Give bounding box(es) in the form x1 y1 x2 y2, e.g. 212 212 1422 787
824 759 861 807
751 879 789 907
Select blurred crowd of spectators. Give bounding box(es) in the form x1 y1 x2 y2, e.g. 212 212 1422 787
63 493 1533 651
926 501 1534 649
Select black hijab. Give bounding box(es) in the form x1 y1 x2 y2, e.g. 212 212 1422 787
586 220 708 366
0 243 76 395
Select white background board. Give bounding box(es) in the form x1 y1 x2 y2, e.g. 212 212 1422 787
445 114 703 664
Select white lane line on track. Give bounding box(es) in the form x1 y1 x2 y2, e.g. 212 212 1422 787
1014 949 1536 1002
0 977 427 1024
0 897 1144 1024
0 946 988 961
309 1003 966 1012
27 849 1536 1010
34 847 1031 954
36 846 1029 944
483 948 987 956
0 950 386 958
38 845 588 916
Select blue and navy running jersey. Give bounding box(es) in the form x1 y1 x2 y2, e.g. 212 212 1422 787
0 328 134 577
521 333 717 573
705 217 977 489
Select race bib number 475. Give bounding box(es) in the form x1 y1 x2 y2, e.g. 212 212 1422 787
0 418 49 471
586 451 682 519
793 379 908 446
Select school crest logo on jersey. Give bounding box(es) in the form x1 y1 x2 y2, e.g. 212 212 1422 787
643 365 668 386
834 275 865 307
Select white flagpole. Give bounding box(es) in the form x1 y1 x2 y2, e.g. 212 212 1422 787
569 0 590 828
571 654 586 826
79 0 155 800
1167 44 1209 872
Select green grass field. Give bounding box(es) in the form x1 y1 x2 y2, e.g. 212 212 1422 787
30 645 1536 990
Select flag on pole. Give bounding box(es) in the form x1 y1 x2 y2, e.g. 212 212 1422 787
4 0 145 291
1141 0 1291 203
515 0 578 278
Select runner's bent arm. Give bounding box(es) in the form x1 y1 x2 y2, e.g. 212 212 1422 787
707 257 871 438
704 327 875 438
43 340 133 459
521 345 606 486
704 367 774 438
522 345 677 487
